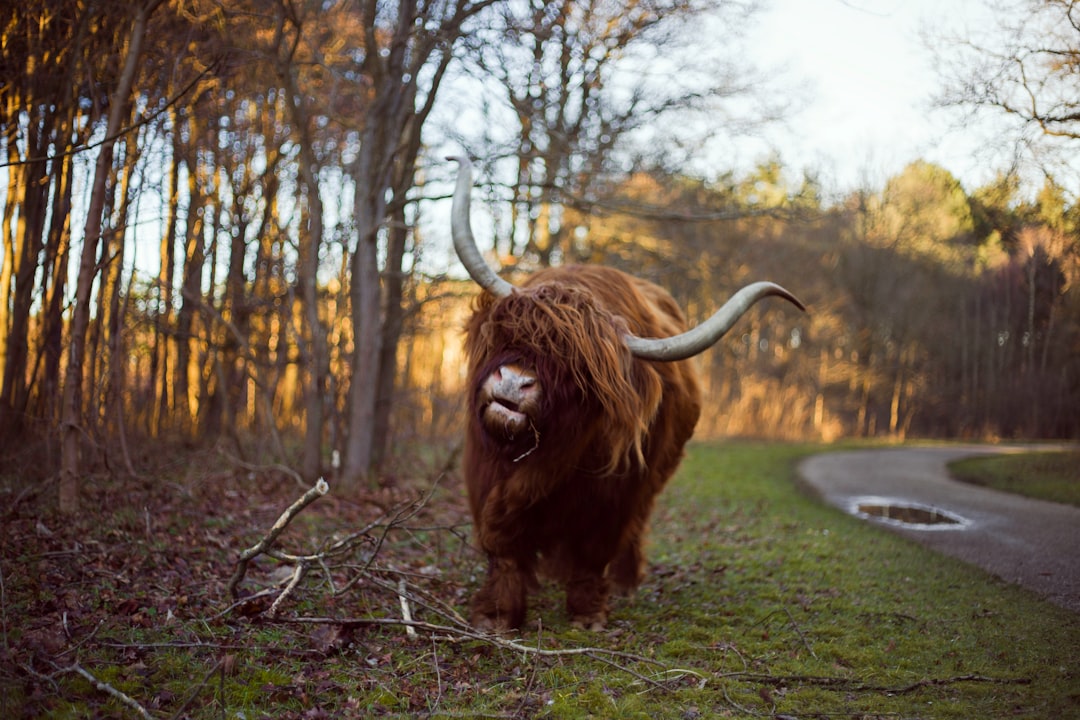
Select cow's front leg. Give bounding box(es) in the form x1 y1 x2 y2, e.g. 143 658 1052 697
471 554 531 631
565 565 610 631
607 534 645 595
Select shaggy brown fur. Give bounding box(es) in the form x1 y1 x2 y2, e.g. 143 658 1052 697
462 265 701 631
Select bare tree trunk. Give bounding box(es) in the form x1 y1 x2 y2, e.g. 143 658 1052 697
372 212 409 469
35 0 90 438
101 143 136 443
340 3 401 486
39 148 74 431
1026 250 1038 433
175 133 209 439
196 185 223 440
1 116 49 436
86 174 121 432
0 137 15 373
297 193 329 482
340 0 496 487
856 368 870 438
152 111 181 436
59 0 161 513
273 3 330 481
249 166 285 456
219 173 250 445
889 353 905 439
0 136 25 435
343 165 384 485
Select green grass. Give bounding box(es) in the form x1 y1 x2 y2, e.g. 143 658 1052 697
4 442 1079 718
949 449 1080 507
631 442 1080 719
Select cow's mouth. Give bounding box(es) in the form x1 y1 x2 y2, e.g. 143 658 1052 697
483 400 529 438
482 401 541 462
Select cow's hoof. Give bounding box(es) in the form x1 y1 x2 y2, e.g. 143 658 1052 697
470 612 516 635
569 613 607 632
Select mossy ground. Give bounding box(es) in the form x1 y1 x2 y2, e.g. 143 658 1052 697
2 442 1077 718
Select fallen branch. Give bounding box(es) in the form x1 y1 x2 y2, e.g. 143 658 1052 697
224 473 453 627
64 662 152 719
784 607 817 660
398 579 417 637
717 670 1032 694
167 657 225 720
228 477 329 600
881 672 1032 694
279 615 665 667
266 562 308 618
274 613 704 695
360 569 470 629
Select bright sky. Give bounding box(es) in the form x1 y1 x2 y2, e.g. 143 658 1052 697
741 0 997 196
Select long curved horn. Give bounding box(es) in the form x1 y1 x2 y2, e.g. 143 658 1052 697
625 282 806 362
448 156 515 298
449 156 804 362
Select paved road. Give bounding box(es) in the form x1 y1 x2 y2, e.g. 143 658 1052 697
797 445 1080 613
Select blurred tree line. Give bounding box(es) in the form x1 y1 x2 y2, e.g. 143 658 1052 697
1 0 1077 513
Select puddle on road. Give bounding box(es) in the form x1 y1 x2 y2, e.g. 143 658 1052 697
847 496 970 530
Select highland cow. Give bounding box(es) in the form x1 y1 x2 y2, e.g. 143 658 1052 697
449 157 804 631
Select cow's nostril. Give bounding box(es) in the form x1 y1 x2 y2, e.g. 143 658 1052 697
492 365 537 391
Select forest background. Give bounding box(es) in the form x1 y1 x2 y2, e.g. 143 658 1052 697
2 0 1078 514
